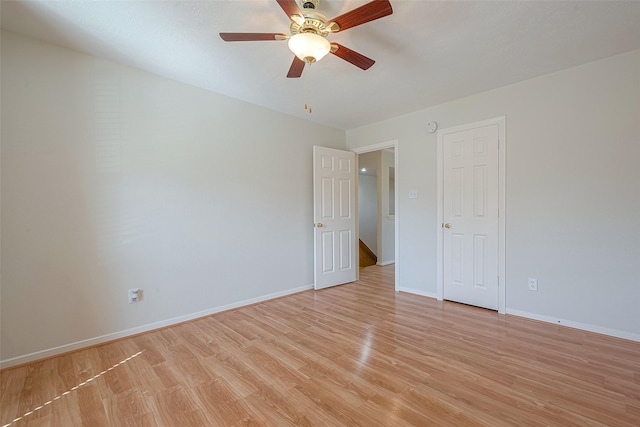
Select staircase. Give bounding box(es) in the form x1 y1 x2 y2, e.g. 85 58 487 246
359 239 377 269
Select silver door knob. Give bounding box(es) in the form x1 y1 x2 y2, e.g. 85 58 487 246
444 223 452 229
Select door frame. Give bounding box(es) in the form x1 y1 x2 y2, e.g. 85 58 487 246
352 140 400 291
436 117 506 313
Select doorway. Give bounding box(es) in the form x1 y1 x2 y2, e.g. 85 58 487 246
352 140 399 290
436 117 506 313
357 151 379 268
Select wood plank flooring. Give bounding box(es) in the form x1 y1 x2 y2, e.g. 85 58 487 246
2 265 639 426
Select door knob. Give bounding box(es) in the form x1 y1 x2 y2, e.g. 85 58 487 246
444 223 452 229
316 223 324 228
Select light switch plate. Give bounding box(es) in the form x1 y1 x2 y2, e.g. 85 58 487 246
408 189 418 199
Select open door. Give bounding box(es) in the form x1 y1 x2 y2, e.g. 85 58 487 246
313 146 357 290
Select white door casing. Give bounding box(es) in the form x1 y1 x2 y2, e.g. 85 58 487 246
437 117 506 312
313 146 357 290
351 140 400 291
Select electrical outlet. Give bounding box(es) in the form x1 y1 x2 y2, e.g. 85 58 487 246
128 288 140 303
528 278 538 291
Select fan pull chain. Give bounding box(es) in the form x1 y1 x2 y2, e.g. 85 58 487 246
304 62 313 113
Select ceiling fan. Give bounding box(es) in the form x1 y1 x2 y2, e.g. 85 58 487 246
220 0 393 78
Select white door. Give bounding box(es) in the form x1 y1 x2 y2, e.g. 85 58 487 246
313 146 357 290
443 124 499 309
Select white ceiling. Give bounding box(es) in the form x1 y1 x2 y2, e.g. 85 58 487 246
2 0 640 130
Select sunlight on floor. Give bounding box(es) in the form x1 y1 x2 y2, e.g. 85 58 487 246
2 350 144 427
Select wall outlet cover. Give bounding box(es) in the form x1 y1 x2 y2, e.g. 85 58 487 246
128 288 141 303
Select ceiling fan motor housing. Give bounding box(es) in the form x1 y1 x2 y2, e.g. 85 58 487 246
288 0 341 37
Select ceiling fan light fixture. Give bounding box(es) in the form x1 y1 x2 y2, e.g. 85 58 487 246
288 32 330 63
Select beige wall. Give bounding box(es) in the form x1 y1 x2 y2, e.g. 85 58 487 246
357 151 379 255
348 50 640 340
1 31 346 365
378 149 395 265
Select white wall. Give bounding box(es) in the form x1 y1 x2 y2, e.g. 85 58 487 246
0 31 346 365
347 50 640 340
358 174 377 255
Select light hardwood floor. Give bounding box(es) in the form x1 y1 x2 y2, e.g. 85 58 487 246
2 265 639 426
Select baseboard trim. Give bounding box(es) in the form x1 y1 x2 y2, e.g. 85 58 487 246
377 260 395 266
397 287 438 300
0 284 314 369
506 308 640 343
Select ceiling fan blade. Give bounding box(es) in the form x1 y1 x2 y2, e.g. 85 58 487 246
330 43 375 70
328 0 393 32
220 33 287 42
287 56 305 78
276 0 302 20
